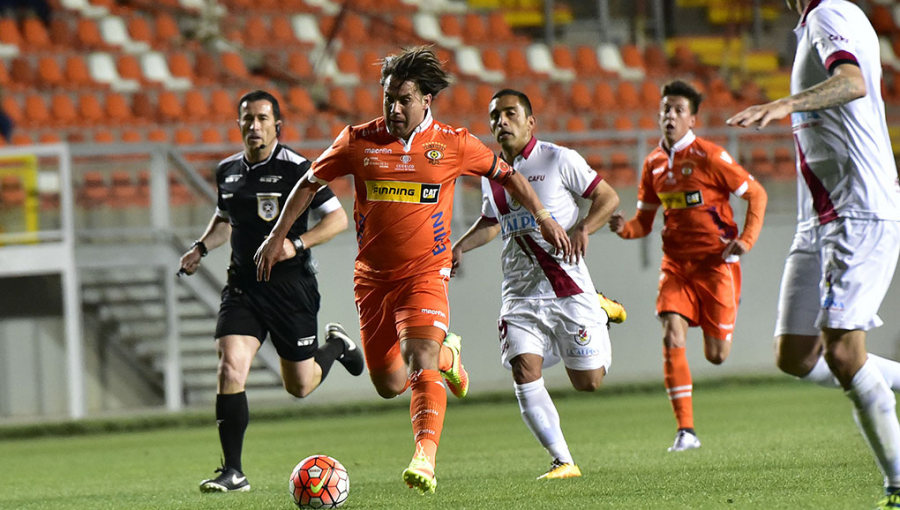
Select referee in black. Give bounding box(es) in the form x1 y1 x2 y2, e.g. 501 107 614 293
179 90 364 493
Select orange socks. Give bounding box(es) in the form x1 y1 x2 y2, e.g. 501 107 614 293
663 346 694 430
409 369 447 466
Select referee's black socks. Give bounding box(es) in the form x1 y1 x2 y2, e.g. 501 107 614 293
216 391 248 473
314 336 345 381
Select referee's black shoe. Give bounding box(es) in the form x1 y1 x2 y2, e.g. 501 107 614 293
199 466 250 493
327 322 365 376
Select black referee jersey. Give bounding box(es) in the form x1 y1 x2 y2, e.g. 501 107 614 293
215 143 337 279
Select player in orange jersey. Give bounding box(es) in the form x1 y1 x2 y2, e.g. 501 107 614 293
254 47 571 495
609 80 767 452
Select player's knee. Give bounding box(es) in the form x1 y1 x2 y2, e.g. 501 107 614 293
705 352 727 365
217 358 246 387
775 353 809 377
573 377 603 392
284 380 314 399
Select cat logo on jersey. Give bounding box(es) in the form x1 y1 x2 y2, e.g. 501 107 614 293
574 326 591 346
366 180 441 203
423 142 446 165
657 190 703 209
257 192 281 221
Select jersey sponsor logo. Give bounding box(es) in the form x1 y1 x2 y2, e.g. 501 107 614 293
828 33 849 43
395 154 416 171
500 211 538 239
221 193 233 199
791 111 823 130
566 347 600 358
257 192 281 221
575 326 591 346
259 175 282 183
431 211 448 255
420 308 447 318
423 142 446 165
364 147 392 154
365 180 441 203
297 335 315 347
400 155 412 164
528 174 545 182
363 156 389 168
225 174 243 183
657 190 703 209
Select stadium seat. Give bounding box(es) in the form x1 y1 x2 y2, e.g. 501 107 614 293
569 82 593 112
37 56 65 89
174 127 196 145
644 44 670 76
565 116 587 133
522 83 545 113
200 127 223 144
335 50 362 81
271 16 298 46
280 124 301 143
209 88 235 120
462 12 489 45
10 58 34 89
0 174 26 208
242 15 269 48
359 50 382 82
748 147 774 178
598 43 643 81
142 51 192 90
573 45 604 77
551 45 577 76
154 12 182 48
23 94 50 128
327 87 352 115
64 55 94 89
121 129 142 142
505 47 541 79
1 96 22 126
193 52 221 83
593 82 617 112
613 115 634 131
286 51 313 81
117 54 149 86
183 89 211 121
147 128 169 142
372 14 418 47
220 51 255 81
76 18 110 50
608 152 637 186
22 17 53 51
167 51 196 82
78 171 109 207
527 43 575 81
93 129 115 143
413 12 461 48
616 82 641 110
640 80 661 106
88 51 140 92
0 18 23 48
773 147 795 177
291 14 326 47
353 86 380 119
131 91 156 122
100 15 150 53
11 132 32 145
104 92 134 125
456 46 504 83
486 12 518 44
79 93 108 126
50 93 79 126
286 86 316 117
127 16 155 48
339 13 369 46
157 91 184 123
446 83 476 117
49 18 73 48
620 44 648 79
108 170 139 208
0 60 9 90
871 5 895 35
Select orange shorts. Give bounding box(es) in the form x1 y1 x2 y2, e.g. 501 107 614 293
657 255 741 341
354 271 450 374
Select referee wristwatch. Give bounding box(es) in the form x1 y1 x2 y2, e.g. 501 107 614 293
292 237 306 253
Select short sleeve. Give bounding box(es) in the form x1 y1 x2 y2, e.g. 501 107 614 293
215 168 229 218
558 147 602 198
808 8 859 74
636 157 661 208
460 131 514 182
710 147 753 196
311 126 352 183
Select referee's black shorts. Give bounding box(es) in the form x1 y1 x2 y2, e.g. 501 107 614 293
215 269 320 362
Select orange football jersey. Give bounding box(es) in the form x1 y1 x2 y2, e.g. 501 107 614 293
638 135 754 260
312 113 513 281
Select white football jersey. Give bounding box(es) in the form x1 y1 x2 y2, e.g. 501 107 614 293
791 0 900 231
480 138 602 301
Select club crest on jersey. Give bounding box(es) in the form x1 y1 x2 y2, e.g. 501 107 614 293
681 165 692 176
574 326 591 346
423 142 446 165
256 192 281 221
365 180 440 203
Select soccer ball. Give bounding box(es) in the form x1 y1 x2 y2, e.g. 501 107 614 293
289 455 349 509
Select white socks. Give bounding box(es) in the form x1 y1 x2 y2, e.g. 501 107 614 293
847 360 900 488
803 354 900 391
514 377 573 465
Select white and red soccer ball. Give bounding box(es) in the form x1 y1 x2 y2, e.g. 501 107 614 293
289 455 349 509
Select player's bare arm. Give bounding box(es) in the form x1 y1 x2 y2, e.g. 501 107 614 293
179 213 231 275
300 204 348 250
254 174 322 281
450 217 501 277
726 64 865 129
610 207 657 239
501 171 572 258
570 180 618 264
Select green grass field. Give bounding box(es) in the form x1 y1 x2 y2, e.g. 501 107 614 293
0 378 886 509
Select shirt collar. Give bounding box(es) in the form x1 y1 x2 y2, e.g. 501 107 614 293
244 142 278 171
660 130 695 155
799 0 822 27
394 109 434 149
501 136 538 165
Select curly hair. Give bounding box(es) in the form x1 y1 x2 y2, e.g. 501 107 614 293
379 46 451 98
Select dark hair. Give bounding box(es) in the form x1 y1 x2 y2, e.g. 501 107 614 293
661 80 702 114
490 89 533 116
237 90 281 121
379 46 451 98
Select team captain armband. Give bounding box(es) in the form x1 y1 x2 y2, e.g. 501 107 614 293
657 190 703 210
488 156 516 184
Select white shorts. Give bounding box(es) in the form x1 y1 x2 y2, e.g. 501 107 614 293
774 218 900 336
497 292 611 372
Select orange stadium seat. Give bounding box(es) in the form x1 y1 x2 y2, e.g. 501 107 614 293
671 45 699 74
281 124 301 143
183 89 211 121
220 51 253 80
78 171 108 206
552 46 577 76
174 127 196 145
616 82 641 111
447 83 476 117
93 129 115 143
359 50 382 82
462 13 489 45
22 17 53 50
76 18 108 50
10 58 34 88
474 83 494 112
0 174 25 208
168 52 196 82
108 171 139 208
286 86 315 117
872 5 896 35
271 16 297 46
644 44 669 76
78 93 105 124
565 116 587 133
242 15 268 48
64 55 94 89
487 12 517 44
340 14 369 46
569 82 593 112
11 133 32 145
353 86 380 119
0 96 21 126
638 116 656 130
286 51 313 80
481 47 504 74
210 88 234 120
0 60 9 91
24 94 50 128
613 115 634 131
200 127 223 144
505 47 539 79
593 82 616 112
117 54 148 86
154 13 181 48
194 52 221 83
121 129 142 143
131 91 156 122
640 80 661 106
147 128 168 142
37 56 65 89
227 125 242 144
748 147 774 179
773 147 795 177
51 93 79 126
439 14 462 42
336 50 361 80
327 87 352 115
49 18 72 47
574 45 604 77
105 92 134 124
522 83 544 113
0 18 22 47
127 16 154 48
620 45 646 75
157 91 184 123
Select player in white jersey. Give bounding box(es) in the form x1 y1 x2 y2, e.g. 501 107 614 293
451 89 622 480
728 1 900 507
